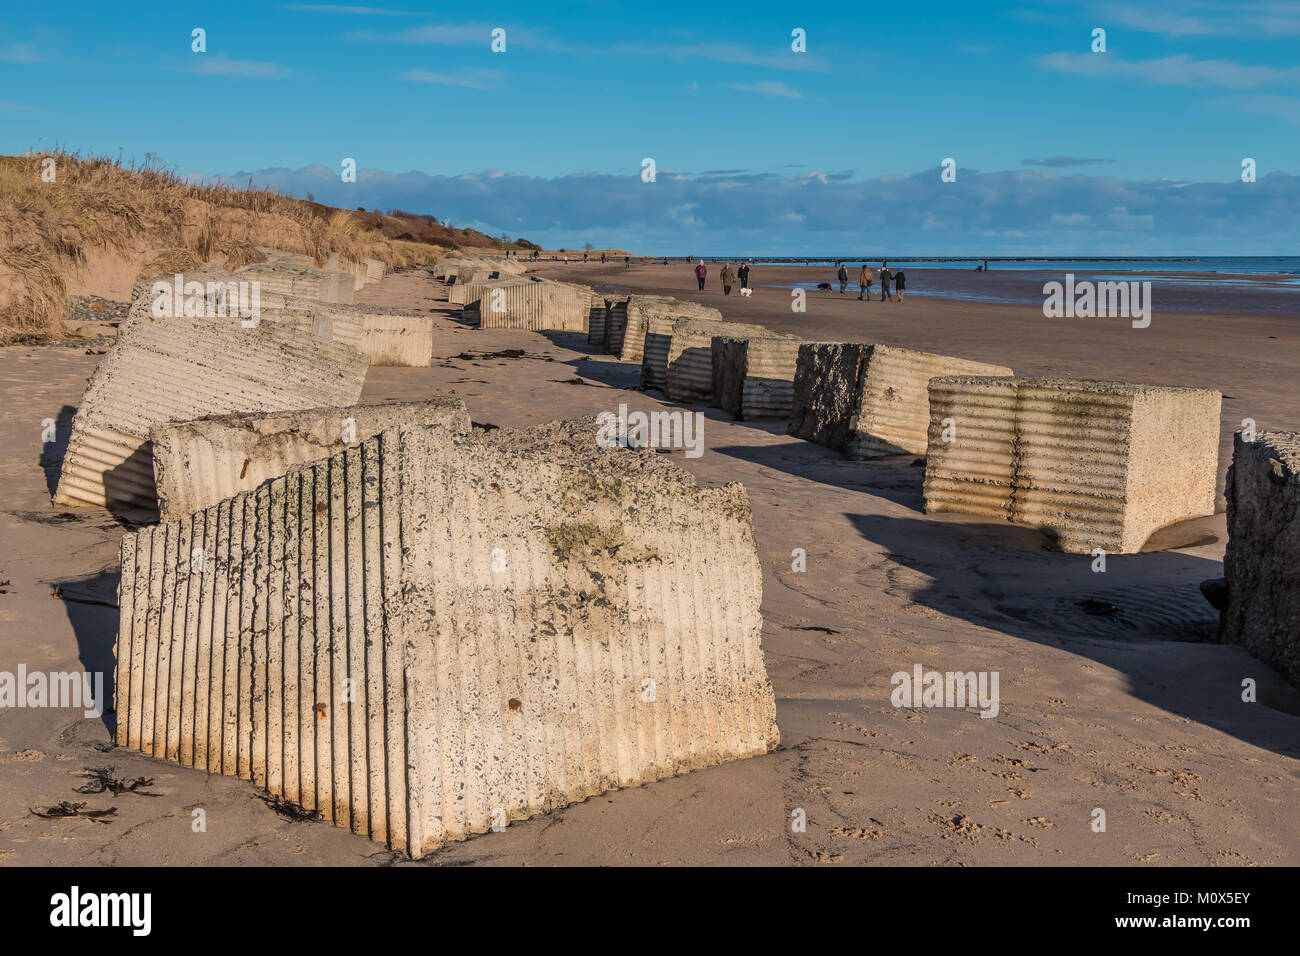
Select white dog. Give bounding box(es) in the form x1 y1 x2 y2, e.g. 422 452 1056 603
738 287 753 297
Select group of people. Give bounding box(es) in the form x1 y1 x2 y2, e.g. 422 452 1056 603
694 260 751 294
837 262 906 301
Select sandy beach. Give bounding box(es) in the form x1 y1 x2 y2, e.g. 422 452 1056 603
1 262 1296 867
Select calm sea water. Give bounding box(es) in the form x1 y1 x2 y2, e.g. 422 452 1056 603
746 257 1300 316
740 256 1300 275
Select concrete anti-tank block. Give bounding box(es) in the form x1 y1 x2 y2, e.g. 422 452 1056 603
787 343 1014 458
663 319 777 403
473 279 591 332
114 418 780 858
151 399 469 522
923 376 1221 553
712 333 803 420
52 315 368 515
1220 430 1300 687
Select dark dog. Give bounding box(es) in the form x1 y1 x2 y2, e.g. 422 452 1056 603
816 282 834 291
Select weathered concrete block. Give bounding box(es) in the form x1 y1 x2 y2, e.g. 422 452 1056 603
616 296 722 365
788 343 1014 458
712 333 803 420
360 312 435 366
923 376 1221 553
663 319 774 403
473 279 591 332
151 399 468 521
639 314 678 389
235 264 356 305
1220 430 1300 687
114 419 780 858
52 316 368 514
451 277 528 308
587 293 628 349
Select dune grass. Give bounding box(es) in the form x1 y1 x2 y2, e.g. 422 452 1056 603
0 150 467 344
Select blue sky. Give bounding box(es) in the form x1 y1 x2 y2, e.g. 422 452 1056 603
3 0 1298 254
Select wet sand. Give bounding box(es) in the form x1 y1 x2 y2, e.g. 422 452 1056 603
1 266 1297 866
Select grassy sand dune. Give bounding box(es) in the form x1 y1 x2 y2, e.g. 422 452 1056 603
0 150 502 344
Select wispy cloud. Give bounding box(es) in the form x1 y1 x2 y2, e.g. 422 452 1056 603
1209 93 1300 126
1095 1 1300 38
188 55 290 78
0 43 42 63
610 41 829 73
402 68 503 89
731 80 803 99
1040 52 1300 89
0 100 32 113
284 3 417 13
1022 156 1115 167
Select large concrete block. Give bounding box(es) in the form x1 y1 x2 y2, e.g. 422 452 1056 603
712 333 803 420
663 319 774 403
450 277 528 308
473 280 591 332
616 296 722 365
114 419 780 858
587 294 628 349
360 312 435 366
52 316 368 514
923 376 1222 553
1220 430 1300 687
235 264 356 305
788 343 1014 458
151 399 469 522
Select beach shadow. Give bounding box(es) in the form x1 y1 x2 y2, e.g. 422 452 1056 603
713 435 928 511
847 511 1300 755
39 405 77 497
55 566 121 736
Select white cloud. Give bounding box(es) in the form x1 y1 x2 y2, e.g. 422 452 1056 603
0 43 42 63
188 55 289 78
402 68 503 89
1039 52 1300 89
731 80 803 99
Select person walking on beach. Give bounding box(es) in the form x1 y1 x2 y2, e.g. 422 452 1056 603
738 261 750 290
894 269 906 301
720 262 735 295
858 264 873 300
837 263 849 294
624 255 630 268
695 260 707 290
879 263 893 300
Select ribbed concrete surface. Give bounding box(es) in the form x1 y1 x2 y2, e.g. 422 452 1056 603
587 293 627 349
152 400 468 521
114 419 780 858
256 304 365 350
474 280 591 332
617 296 723 365
712 334 803 420
640 314 677 389
787 343 1013 458
923 376 1221 553
433 256 526 281
664 319 773 403
450 277 529 308
52 316 368 514
361 314 435 366
235 264 356 305
1221 430 1300 688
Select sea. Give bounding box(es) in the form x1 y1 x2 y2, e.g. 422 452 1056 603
735 256 1300 316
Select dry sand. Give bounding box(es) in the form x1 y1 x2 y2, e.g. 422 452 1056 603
1 262 1297 866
